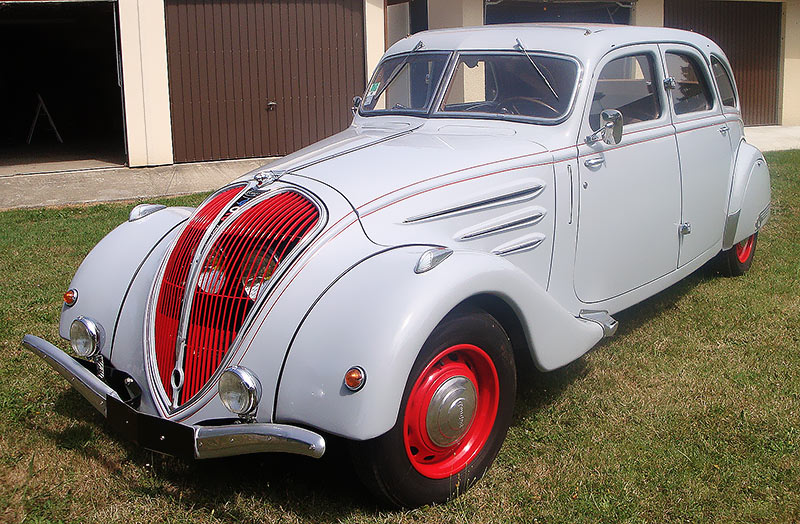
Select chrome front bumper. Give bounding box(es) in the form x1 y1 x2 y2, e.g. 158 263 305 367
21 335 326 460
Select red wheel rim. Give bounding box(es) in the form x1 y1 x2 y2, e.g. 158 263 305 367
403 344 499 479
735 235 755 264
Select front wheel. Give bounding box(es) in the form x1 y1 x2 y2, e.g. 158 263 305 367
717 232 758 276
351 308 516 508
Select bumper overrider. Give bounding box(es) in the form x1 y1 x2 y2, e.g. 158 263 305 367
21 335 325 460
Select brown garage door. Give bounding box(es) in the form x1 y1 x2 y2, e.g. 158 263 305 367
665 0 781 126
165 0 366 163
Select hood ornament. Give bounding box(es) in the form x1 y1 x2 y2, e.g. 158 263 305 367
253 169 286 186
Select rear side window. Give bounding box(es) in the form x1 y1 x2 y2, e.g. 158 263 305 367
590 53 661 130
665 52 714 114
711 56 737 108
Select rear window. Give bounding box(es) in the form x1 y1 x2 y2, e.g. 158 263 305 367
665 52 714 115
711 56 737 108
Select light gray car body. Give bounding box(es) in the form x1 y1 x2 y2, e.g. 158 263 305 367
40 24 769 448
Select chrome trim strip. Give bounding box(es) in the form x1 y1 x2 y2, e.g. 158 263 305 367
144 183 253 412
756 203 770 230
404 184 545 223
171 182 254 407
722 209 740 250
458 211 545 241
194 424 326 459
491 235 545 256
578 310 618 338
22 334 120 416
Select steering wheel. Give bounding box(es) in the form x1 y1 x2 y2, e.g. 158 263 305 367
499 96 559 117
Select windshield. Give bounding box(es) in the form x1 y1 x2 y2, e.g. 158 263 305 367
360 52 450 114
439 53 579 121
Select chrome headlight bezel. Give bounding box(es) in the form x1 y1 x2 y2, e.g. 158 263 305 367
69 316 104 358
218 366 262 417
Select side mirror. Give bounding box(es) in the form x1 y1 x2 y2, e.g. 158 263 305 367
585 109 623 145
352 95 362 115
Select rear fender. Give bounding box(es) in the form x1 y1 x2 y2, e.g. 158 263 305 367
723 141 771 249
275 246 603 440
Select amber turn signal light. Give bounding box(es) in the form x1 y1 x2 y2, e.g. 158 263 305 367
63 289 78 307
344 366 366 392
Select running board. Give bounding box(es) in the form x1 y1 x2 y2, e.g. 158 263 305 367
579 310 618 338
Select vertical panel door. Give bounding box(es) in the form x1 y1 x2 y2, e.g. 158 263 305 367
166 0 366 163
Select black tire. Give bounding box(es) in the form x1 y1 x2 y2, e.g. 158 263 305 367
351 308 516 508
717 232 758 277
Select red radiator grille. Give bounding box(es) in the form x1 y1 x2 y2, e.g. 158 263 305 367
153 186 243 400
153 188 320 406
181 191 319 402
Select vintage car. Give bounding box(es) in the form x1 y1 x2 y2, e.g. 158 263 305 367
23 24 770 507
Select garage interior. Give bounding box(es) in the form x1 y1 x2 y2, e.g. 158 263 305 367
0 1 126 176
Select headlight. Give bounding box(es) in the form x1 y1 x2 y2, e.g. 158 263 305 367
218 366 262 417
69 316 103 358
240 246 279 301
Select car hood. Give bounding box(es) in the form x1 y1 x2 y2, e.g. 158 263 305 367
237 119 551 215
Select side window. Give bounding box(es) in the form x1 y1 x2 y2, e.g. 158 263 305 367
590 53 661 130
665 52 714 115
711 56 737 108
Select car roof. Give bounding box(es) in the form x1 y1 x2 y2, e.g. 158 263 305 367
385 23 726 64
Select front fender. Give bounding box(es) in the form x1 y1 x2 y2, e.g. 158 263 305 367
58 207 192 355
723 141 771 249
275 246 602 440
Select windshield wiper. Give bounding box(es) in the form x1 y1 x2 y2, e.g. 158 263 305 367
374 40 424 101
514 38 559 101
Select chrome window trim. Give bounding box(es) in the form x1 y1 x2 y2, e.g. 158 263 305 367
587 49 665 132
144 184 328 417
357 50 454 118
709 53 739 111
662 47 721 117
432 50 584 126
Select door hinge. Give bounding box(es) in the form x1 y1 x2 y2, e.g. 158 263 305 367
679 222 692 235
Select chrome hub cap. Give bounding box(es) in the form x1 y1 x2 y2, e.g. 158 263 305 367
425 375 477 447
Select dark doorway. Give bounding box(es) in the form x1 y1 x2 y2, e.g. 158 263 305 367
486 1 632 25
0 1 126 175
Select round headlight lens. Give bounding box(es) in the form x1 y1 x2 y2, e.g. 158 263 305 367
240 247 279 301
218 366 262 416
69 316 102 358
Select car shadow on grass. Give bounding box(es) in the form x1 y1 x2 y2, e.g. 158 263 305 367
511 266 718 417
45 388 383 520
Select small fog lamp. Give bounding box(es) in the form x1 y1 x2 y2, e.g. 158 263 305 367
69 316 102 358
344 366 366 392
219 366 262 417
63 289 78 307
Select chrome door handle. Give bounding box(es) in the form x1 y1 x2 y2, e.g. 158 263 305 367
719 125 730 135
584 157 605 168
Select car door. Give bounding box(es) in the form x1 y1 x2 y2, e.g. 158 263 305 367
659 44 733 267
574 45 681 303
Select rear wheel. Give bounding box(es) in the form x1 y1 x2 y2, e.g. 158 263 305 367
352 308 516 508
717 232 758 276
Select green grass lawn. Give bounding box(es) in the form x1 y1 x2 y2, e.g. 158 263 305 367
0 151 798 523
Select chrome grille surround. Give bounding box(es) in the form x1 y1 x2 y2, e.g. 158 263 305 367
144 182 327 417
